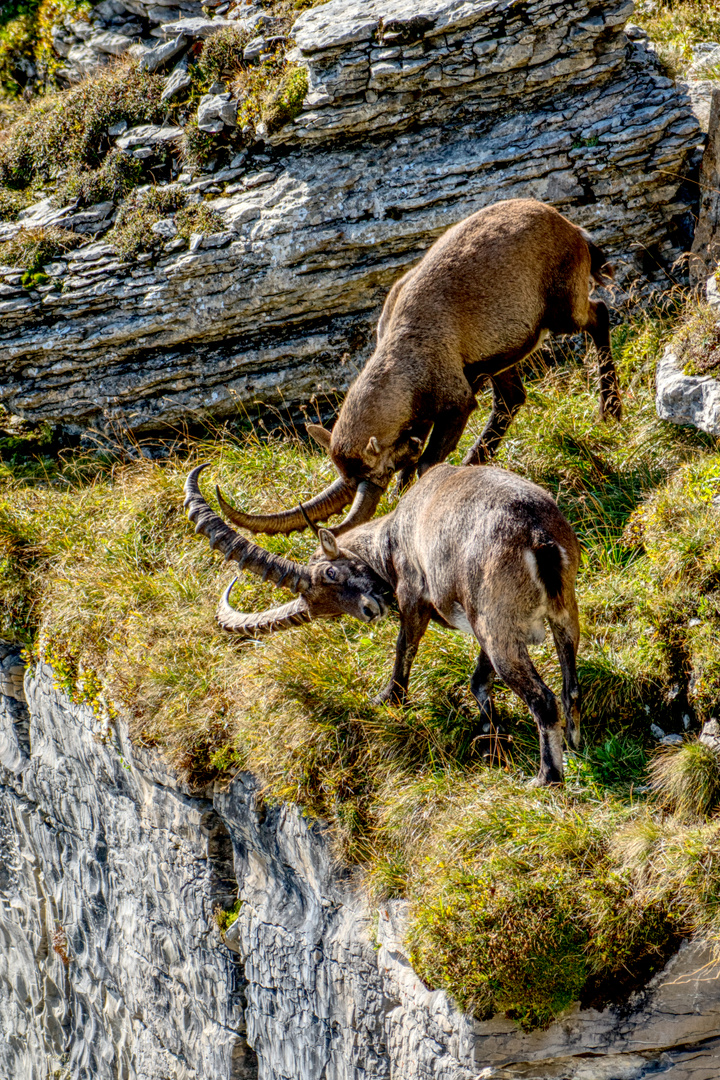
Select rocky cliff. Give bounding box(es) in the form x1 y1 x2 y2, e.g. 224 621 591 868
0 0 704 434
2 646 720 1080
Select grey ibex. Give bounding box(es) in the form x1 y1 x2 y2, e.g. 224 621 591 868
185 462 581 784
224 197 618 537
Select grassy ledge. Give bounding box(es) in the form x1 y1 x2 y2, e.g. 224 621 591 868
2 296 720 1026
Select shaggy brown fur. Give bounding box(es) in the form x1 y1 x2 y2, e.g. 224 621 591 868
186 462 581 785
232 197 620 535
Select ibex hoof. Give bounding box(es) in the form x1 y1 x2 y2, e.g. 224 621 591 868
373 687 404 707
599 398 622 421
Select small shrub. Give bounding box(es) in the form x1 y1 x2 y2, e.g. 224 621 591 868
109 186 224 259
197 25 249 86
214 897 242 938
181 118 220 168
0 59 164 189
55 149 143 209
0 224 82 272
175 202 223 239
109 185 185 259
650 740 720 818
0 185 31 220
261 64 308 133
233 59 308 139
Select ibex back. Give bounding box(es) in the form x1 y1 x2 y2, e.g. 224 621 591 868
186 462 581 785
226 198 619 538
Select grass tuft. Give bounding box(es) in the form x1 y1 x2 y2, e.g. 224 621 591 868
0 223 82 271
650 740 720 818
196 25 249 87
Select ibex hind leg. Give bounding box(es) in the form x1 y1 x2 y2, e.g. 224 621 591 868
549 613 581 751
469 649 495 723
469 649 508 765
463 367 526 465
488 641 564 785
583 300 621 421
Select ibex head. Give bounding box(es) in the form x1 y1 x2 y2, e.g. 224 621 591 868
185 465 390 638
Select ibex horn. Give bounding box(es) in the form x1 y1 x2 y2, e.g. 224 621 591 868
214 475 356 536
184 465 312 594
328 479 385 537
216 579 312 638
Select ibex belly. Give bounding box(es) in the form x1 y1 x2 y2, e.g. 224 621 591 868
448 601 546 643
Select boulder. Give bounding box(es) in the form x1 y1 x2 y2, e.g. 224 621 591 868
115 124 184 150
656 347 720 437
139 32 188 72
160 55 192 102
197 92 238 131
160 16 235 38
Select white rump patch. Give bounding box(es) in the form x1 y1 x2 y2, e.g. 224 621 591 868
524 548 540 586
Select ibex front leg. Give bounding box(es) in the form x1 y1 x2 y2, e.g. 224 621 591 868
375 598 432 706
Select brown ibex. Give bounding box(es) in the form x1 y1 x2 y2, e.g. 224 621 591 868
223 197 618 537
185 461 581 784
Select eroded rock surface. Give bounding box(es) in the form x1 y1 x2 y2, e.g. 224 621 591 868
0 0 704 434
2 649 720 1079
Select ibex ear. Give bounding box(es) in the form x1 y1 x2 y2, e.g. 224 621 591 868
318 528 339 559
363 435 381 464
307 424 332 452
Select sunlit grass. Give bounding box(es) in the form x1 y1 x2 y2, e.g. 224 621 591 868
2 294 720 1024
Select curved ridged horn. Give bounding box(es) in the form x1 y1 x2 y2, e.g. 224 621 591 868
214 475 356 535
330 479 385 537
217 579 312 637
184 465 311 594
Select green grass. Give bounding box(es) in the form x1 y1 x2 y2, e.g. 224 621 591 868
634 0 720 78
2 296 720 1027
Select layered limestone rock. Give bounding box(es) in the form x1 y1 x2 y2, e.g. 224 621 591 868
3 649 720 1080
0 0 705 434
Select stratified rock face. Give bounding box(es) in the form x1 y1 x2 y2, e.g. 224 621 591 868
0 648 256 1080
690 86 720 285
0 0 703 434
3 649 720 1079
